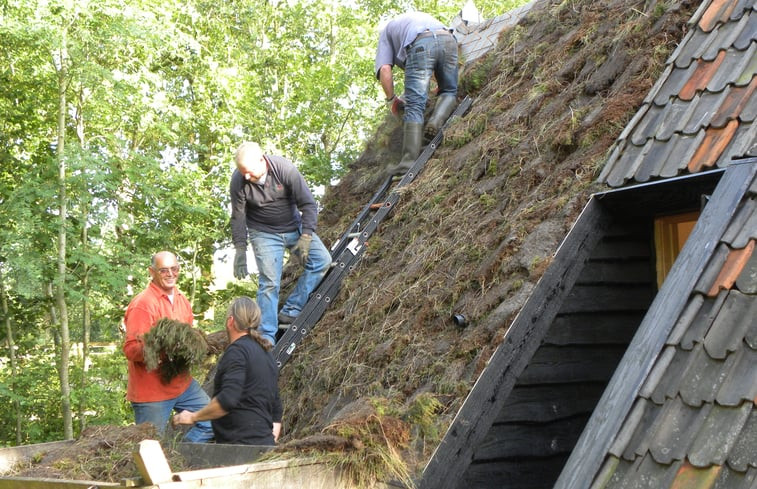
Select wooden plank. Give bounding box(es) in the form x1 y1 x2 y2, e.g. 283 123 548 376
133 439 172 485
558 284 656 314
495 382 607 423
0 477 121 488
177 442 271 469
473 415 589 460
458 456 568 489
588 239 651 260
576 259 654 284
0 441 73 473
553 162 757 489
544 312 642 345
418 197 614 489
518 344 627 384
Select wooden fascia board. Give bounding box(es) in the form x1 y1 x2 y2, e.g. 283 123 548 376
552 160 757 489
418 197 614 489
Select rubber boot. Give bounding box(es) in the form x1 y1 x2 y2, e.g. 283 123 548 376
424 94 458 142
389 122 424 176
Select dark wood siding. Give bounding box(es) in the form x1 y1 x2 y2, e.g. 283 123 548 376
456 221 656 489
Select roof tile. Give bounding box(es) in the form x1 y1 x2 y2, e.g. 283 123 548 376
688 403 752 467
648 397 709 464
712 77 757 127
715 346 757 406
661 131 708 177
711 464 757 488
670 461 722 489
687 120 740 173
649 347 690 404
734 245 757 293
703 289 757 357
680 290 729 349
696 245 733 296
700 0 740 32
680 51 728 101
679 344 736 405
705 240 756 296
726 408 757 471
721 197 756 247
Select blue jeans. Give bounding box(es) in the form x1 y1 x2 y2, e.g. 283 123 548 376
250 229 331 345
403 33 458 124
131 379 213 443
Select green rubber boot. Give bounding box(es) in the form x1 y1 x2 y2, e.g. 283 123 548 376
389 122 424 176
424 95 457 141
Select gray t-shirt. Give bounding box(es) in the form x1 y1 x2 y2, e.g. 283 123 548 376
374 11 448 77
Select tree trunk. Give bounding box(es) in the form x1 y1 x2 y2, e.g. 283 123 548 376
0 269 23 445
55 24 74 441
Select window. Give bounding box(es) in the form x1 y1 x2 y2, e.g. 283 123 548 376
653 211 699 288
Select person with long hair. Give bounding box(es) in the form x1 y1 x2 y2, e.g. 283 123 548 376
173 296 282 445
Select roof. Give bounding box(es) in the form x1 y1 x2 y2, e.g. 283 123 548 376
559 0 757 486
421 0 757 487
451 0 536 65
597 0 757 187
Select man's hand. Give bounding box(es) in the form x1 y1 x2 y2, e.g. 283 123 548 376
233 247 248 279
386 94 405 116
172 410 196 426
290 234 312 267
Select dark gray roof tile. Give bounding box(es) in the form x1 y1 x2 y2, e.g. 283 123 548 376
715 346 757 406
649 347 690 404
668 295 706 346
704 290 757 358
688 402 752 467
721 193 756 247
680 291 729 349
720 121 757 166
674 28 719 69
633 139 672 182
622 455 680 488
695 243 733 295
709 44 757 93
727 408 757 471
683 91 728 134
654 63 698 105
605 141 646 187
679 344 737 405
630 104 666 145
735 246 757 293
711 464 757 488
609 398 651 458
734 13 757 49
640 346 676 399
648 396 710 464
660 130 707 177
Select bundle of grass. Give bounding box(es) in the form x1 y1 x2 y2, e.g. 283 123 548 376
274 397 412 488
143 318 208 384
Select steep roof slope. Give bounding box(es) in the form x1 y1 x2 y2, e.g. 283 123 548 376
276 0 710 481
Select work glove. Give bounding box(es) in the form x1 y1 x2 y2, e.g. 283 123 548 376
386 94 406 117
233 246 248 279
290 234 312 267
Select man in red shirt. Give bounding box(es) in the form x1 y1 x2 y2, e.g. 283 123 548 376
123 251 213 442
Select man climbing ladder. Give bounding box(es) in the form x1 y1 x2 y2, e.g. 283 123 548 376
375 11 459 177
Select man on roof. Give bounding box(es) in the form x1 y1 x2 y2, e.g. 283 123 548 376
375 11 459 176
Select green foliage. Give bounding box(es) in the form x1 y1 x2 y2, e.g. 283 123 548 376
142 318 208 384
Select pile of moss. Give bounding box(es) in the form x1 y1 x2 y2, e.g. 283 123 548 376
143 318 208 384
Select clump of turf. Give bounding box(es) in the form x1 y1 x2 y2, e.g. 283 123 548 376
143 318 208 384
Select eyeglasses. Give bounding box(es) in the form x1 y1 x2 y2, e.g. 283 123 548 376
155 266 180 276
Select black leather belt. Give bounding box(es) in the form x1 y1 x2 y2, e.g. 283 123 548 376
414 29 452 41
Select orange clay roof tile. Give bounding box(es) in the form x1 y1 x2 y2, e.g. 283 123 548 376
706 239 755 296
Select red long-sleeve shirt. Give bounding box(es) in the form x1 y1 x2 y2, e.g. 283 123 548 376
123 282 194 402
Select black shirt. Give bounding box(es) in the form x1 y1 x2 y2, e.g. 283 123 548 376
212 335 283 445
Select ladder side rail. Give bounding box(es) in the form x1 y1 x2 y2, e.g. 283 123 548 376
328 175 394 259
274 242 366 366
